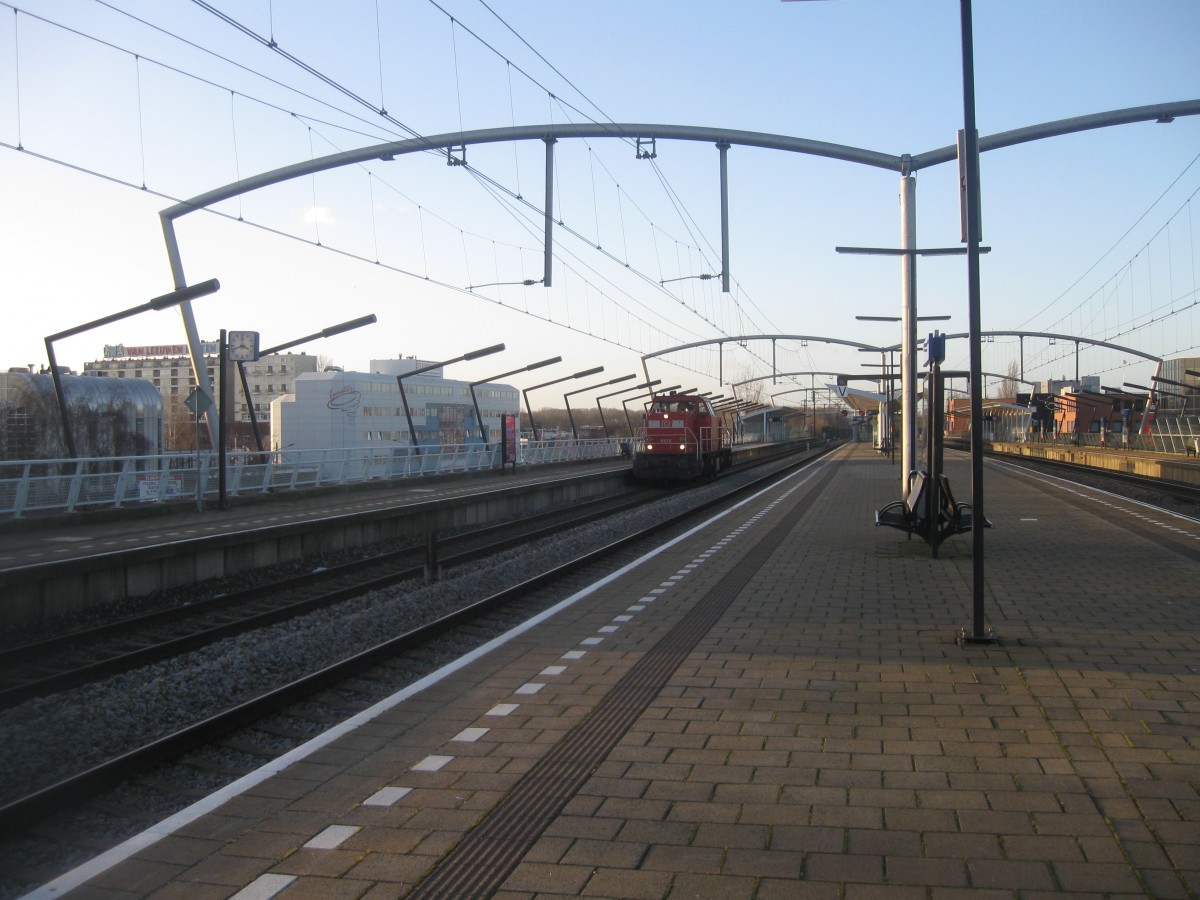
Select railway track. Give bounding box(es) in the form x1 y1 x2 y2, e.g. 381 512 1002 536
946 440 1200 512
0 487 667 707
0 440 835 881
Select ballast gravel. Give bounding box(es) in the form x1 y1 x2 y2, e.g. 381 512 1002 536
0 471 762 807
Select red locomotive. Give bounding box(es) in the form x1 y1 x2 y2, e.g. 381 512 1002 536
632 392 732 482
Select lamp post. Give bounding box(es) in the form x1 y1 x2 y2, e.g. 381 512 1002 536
565 374 636 440
396 343 505 455
595 380 660 438
238 314 378 452
469 355 562 444
44 278 220 458
522 366 604 441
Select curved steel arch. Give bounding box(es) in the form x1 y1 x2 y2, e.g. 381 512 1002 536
941 331 1161 363
159 99 1200 238
158 101 1197 442
640 334 884 386
941 330 1161 385
908 100 1200 171
731 370 851 389
877 330 1160 364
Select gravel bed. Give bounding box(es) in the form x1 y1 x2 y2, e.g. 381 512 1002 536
0 469 764 809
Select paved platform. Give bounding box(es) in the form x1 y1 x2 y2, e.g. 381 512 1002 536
32 442 1200 898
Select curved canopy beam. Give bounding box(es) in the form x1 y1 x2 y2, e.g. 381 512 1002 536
159 100 1200 284
640 334 885 386
939 331 1161 364
909 100 1200 171
156 100 1196 444
732 370 850 389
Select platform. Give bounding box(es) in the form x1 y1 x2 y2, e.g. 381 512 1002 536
30 442 1200 898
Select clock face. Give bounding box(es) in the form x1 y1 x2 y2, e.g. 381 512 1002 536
228 331 259 362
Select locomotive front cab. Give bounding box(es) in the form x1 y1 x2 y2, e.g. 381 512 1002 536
634 393 732 482
644 396 712 455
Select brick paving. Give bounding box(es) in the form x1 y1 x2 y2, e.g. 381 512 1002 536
60 442 1199 898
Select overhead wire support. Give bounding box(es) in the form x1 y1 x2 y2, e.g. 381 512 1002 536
11 7 22 150
189 0 424 142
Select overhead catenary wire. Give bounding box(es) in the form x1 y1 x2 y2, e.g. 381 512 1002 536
60 0 756 367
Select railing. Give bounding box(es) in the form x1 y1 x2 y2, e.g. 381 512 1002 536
0 438 628 518
984 415 1200 454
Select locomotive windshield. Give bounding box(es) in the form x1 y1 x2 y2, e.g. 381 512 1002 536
650 397 710 415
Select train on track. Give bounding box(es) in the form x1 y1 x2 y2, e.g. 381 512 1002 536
632 392 733 483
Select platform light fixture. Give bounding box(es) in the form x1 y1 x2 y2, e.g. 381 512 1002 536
564 374 636 440
45 278 221 459
523 366 604 441
469 356 562 445
236 314 378 453
397 343 505 455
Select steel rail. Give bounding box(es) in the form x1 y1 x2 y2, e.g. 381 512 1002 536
0 441 835 833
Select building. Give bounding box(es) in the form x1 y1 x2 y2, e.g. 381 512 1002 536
83 342 319 446
1 368 162 460
271 358 520 454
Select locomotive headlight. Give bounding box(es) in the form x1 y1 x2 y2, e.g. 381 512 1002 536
646 443 654 450
678 443 686 451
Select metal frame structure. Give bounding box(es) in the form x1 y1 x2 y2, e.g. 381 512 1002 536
152 100 1198 450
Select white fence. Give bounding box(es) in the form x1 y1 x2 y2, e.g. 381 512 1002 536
0 438 627 518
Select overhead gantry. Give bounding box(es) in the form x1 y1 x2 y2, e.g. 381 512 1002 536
157 100 1199 445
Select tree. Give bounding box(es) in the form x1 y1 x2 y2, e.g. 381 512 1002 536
163 395 200 451
999 360 1020 399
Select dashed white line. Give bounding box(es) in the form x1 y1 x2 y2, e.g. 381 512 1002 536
413 755 454 772
230 873 296 899
363 786 411 806
304 825 360 849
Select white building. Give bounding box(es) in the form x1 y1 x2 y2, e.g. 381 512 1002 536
271 358 521 453
83 341 318 426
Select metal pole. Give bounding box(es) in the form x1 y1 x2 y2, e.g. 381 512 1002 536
900 175 918 493
469 385 487 445
45 338 76 458
195 405 203 512
960 0 993 643
398 379 420 456
218 329 228 510
523 389 538 442
718 141 731 293
543 136 556 288
237 361 264 453
566 395 578 440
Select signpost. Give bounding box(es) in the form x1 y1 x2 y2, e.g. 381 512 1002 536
184 388 213 511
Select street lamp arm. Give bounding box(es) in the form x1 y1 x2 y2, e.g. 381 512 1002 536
257 314 378 356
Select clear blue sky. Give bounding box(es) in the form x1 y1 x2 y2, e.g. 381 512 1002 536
1 0 1198 399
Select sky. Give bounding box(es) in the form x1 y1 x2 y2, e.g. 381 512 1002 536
1 0 1198 403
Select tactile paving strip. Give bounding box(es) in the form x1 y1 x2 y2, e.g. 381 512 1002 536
407 464 838 897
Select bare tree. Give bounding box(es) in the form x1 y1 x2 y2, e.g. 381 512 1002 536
1000 359 1020 399
163 396 198 451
